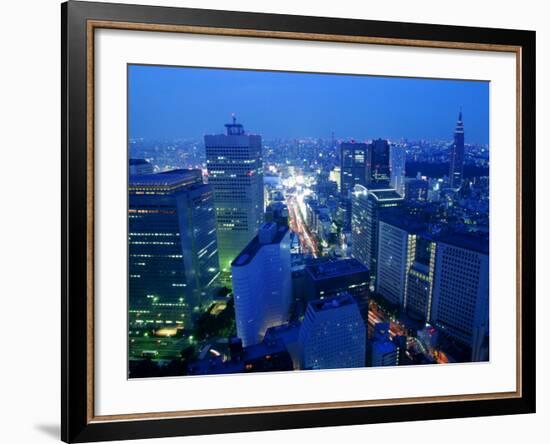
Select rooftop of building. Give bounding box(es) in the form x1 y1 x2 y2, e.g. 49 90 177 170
379 212 430 234
264 323 300 343
308 292 356 313
370 189 403 201
437 231 489 255
352 183 403 201
341 140 369 147
129 168 202 189
305 258 369 281
231 223 289 267
380 212 489 254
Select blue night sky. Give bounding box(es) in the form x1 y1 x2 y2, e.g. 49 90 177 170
128 65 489 144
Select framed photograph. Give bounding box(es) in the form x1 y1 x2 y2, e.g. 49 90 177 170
62 1 536 442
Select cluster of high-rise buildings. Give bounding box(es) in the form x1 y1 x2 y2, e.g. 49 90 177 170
128 110 488 376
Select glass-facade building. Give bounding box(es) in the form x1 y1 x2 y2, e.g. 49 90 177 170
431 235 489 360
128 169 221 329
351 184 404 281
377 215 436 319
340 142 369 196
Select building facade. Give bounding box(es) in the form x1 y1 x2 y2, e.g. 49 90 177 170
304 258 370 319
299 293 366 370
430 235 489 360
369 138 391 184
376 220 410 306
204 116 264 274
340 142 369 196
351 184 404 281
128 169 221 328
231 222 292 347
405 235 437 321
389 144 406 197
377 216 436 320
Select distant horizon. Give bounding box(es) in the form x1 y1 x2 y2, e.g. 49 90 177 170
129 65 490 145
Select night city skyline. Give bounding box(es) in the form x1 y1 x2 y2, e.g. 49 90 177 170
128 65 490 144
127 64 490 379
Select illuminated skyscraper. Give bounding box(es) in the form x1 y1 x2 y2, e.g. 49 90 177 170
330 166 342 192
340 139 392 196
205 116 264 275
128 169 221 328
299 293 366 370
351 184 404 280
448 111 465 190
389 145 406 197
340 142 369 196
231 222 292 347
405 235 437 322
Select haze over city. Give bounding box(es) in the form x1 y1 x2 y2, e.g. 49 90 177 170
128 65 489 144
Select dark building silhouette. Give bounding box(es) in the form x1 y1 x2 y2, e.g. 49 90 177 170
369 138 391 184
340 142 369 196
449 111 465 190
405 178 429 201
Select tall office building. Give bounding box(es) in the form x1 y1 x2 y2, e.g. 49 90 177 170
431 234 489 361
340 142 369 196
448 111 465 190
231 222 292 347
405 235 437 322
389 145 406 197
330 166 342 192
128 169 221 328
304 258 369 319
204 116 264 274
351 184 404 281
369 138 391 184
299 293 366 370
377 214 436 320
376 219 410 307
